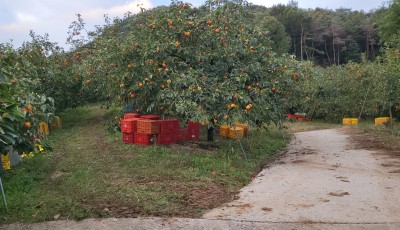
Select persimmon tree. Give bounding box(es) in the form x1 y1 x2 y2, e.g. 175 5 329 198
383 35 400 119
0 42 55 154
296 59 400 121
68 0 303 140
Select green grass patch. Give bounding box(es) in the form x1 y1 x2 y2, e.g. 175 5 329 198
356 120 400 151
0 104 288 224
284 119 340 133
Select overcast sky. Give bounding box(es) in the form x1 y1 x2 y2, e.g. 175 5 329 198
0 0 386 50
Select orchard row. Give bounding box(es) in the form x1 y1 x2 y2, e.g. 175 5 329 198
1 0 400 153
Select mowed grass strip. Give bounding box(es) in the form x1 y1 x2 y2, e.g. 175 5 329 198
0 105 287 224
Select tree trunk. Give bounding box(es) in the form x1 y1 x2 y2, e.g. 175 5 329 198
332 29 336 66
293 36 296 57
207 127 214 141
366 30 370 60
325 39 332 66
337 46 340 65
370 30 375 60
301 25 304 61
311 40 315 59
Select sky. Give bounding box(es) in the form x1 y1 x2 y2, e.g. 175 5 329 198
0 0 386 50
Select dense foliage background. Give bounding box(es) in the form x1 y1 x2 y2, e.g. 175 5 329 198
1 0 400 151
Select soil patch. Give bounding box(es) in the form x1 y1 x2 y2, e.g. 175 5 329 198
291 160 307 164
343 127 400 157
99 203 141 218
50 171 65 180
180 184 234 211
261 207 273 212
328 191 350 197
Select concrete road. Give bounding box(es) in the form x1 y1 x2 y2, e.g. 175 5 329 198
203 128 400 228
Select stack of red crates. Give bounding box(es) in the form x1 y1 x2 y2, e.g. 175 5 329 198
157 119 180 145
187 121 200 141
124 113 141 119
121 113 141 144
121 114 200 146
135 117 160 146
287 113 310 122
140 115 160 120
177 128 188 142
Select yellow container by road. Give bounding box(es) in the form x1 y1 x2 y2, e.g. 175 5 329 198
39 122 49 136
51 116 62 130
235 124 249 137
343 118 358 125
350 118 358 125
219 125 230 137
228 127 244 140
375 117 390 125
1 153 10 170
342 118 352 125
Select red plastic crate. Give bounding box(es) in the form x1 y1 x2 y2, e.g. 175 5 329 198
157 133 178 145
124 113 141 119
177 128 188 142
297 117 310 122
159 119 180 133
134 133 154 146
122 132 135 144
140 115 160 120
187 121 200 141
121 118 140 133
137 120 160 134
188 121 199 130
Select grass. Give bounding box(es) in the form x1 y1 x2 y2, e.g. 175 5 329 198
356 120 400 151
0 104 288 224
284 119 340 133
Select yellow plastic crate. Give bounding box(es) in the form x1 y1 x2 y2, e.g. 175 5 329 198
39 122 49 136
219 125 230 137
342 118 352 125
350 118 358 125
1 152 10 170
375 117 390 125
235 124 249 137
51 116 62 129
228 127 244 140
343 118 358 125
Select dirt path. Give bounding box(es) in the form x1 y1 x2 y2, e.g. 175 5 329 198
2 128 400 229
